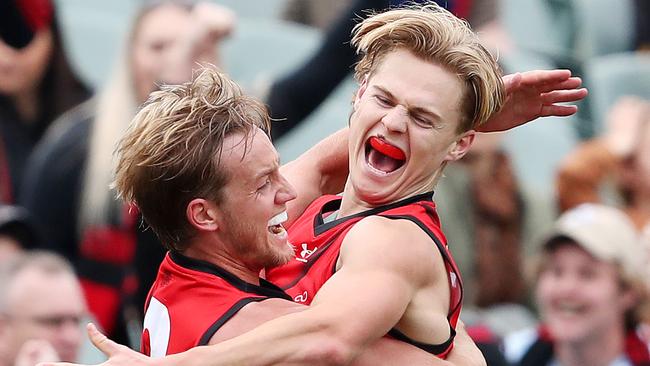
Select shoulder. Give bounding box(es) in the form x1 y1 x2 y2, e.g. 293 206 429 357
340 215 442 282
209 298 304 344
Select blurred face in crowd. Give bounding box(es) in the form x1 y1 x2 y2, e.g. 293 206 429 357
131 3 193 103
347 49 471 206
0 268 86 363
536 242 633 344
215 130 297 270
0 30 53 96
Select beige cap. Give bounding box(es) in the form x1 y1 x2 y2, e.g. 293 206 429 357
544 203 645 282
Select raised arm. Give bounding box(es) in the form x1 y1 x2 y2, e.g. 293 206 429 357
281 128 349 227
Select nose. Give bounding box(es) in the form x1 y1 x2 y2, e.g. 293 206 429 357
54 320 82 361
381 105 408 133
276 174 297 205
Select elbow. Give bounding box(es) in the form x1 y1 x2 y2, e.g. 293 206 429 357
309 337 356 366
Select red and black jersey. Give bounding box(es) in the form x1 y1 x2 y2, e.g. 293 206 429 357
141 251 291 356
266 192 463 358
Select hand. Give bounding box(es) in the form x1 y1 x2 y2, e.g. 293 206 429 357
478 69 588 132
601 96 648 158
37 324 152 366
15 339 60 366
190 2 236 43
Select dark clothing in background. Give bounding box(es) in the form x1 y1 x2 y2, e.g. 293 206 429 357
20 101 165 345
0 19 90 204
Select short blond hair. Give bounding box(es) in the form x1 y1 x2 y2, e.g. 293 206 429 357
352 3 505 132
113 67 270 251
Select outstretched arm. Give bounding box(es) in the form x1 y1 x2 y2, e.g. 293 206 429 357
478 69 588 132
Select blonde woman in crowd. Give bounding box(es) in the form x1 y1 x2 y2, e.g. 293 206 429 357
19 0 234 346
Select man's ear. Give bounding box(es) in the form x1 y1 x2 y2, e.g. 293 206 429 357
353 75 369 111
186 198 219 232
444 130 476 162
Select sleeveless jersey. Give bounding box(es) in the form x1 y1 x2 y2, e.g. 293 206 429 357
141 251 291 356
266 192 463 357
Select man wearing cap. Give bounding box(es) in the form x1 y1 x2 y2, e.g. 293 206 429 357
503 203 650 366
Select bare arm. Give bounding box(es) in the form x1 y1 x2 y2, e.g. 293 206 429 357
281 128 349 227
164 217 459 365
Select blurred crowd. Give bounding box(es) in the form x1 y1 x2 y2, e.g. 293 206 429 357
0 0 649 365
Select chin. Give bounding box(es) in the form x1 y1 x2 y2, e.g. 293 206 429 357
547 321 590 343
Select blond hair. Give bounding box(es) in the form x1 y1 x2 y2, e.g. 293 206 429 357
113 67 270 250
352 3 505 132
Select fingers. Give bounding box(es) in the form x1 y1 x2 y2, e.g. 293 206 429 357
519 69 573 86
538 77 584 93
36 363 77 366
542 88 589 104
87 323 120 357
540 104 579 117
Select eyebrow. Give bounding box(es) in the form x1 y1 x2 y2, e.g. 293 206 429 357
372 85 442 122
253 156 280 181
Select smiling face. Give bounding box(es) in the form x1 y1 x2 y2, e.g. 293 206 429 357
346 49 474 207
216 129 297 270
536 242 632 344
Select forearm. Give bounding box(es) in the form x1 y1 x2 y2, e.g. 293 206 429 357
312 128 349 195
165 309 351 366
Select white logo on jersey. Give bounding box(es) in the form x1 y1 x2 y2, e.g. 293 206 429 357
142 297 171 358
296 243 317 263
294 291 309 303
450 272 458 288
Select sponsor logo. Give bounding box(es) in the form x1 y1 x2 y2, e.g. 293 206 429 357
294 291 309 303
296 243 317 263
450 272 458 288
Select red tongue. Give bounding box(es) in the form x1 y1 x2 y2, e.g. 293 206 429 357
369 137 405 160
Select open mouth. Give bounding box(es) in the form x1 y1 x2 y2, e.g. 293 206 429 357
267 211 288 237
365 136 406 174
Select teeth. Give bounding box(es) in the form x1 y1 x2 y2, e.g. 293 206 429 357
268 211 288 227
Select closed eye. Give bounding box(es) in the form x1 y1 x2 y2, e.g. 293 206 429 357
373 94 393 107
257 177 272 192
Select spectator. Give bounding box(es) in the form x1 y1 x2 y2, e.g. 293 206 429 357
504 203 650 366
0 251 87 366
19 0 234 346
556 96 650 230
0 0 91 203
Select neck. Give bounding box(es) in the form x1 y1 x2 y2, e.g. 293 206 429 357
183 239 261 285
338 169 441 217
11 88 40 124
555 324 626 366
